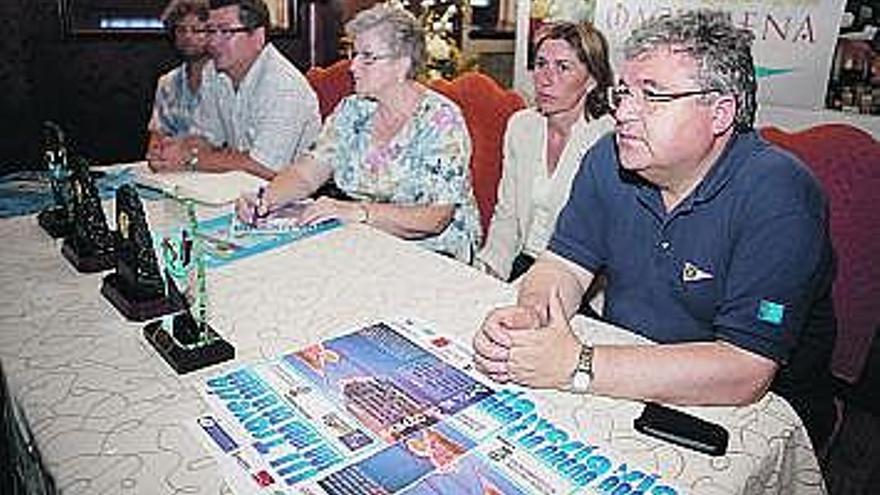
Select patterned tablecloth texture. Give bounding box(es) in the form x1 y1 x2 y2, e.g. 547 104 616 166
0 197 827 495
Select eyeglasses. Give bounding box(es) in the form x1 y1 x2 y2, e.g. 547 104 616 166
346 49 395 65
174 25 204 36
200 26 250 39
607 84 720 113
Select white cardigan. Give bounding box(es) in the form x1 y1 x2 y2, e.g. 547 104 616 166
477 108 613 280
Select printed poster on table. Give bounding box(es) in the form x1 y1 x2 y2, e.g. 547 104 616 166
593 0 846 110
194 319 680 494
156 213 340 269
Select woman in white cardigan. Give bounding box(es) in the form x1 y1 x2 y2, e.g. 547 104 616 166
478 21 614 281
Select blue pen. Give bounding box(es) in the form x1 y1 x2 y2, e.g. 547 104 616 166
253 186 265 223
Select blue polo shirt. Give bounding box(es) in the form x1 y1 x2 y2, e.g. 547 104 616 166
549 130 835 369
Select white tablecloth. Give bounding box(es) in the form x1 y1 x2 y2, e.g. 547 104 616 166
0 202 826 494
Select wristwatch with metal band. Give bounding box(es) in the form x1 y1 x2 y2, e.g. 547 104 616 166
187 147 199 172
570 343 594 393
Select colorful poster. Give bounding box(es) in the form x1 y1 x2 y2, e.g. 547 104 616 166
194 320 680 495
593 0 846 110
157 213 340 269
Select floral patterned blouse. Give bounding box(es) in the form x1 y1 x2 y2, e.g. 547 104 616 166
307 90 481 263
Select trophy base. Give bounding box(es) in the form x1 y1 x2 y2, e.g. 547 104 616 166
101 273 183 322
143 316 235 375
61 239 115 273
37 206 72 238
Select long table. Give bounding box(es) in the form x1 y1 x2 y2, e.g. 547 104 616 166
0 202 827 494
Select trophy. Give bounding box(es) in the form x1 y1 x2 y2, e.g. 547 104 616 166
60 157 116 273
37 121 74 238
143 199 234 374
101 184 183 321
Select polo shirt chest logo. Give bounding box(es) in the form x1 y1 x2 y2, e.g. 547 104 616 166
757 299 786 325
681 261 714 283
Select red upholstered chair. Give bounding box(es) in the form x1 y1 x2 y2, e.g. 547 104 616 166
429 73 526 237
305 59 354 120
761 124 880 385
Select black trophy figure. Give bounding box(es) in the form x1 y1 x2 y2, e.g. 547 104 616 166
143 200 234 374
101 184 184 321
60 158 116 272
37 121 75 238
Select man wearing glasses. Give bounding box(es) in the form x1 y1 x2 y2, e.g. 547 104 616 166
146 0 215 148
473 10 836 451
148 0 320 180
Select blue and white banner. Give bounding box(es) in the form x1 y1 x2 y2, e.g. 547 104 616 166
594 0 847 110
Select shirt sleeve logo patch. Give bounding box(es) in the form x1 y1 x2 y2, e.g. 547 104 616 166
757 299 785 325
681 261 714 282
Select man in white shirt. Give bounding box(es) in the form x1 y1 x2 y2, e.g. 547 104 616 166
148 0 321 180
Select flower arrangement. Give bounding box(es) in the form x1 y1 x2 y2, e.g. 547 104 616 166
531 0 594 23
393 0 466 79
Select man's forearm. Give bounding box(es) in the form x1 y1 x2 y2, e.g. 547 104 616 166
590 341 777 405
198 147 277 180
517 253 593 322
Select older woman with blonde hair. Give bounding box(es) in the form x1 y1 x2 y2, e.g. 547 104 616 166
237 3 480 262
478 21 614 281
